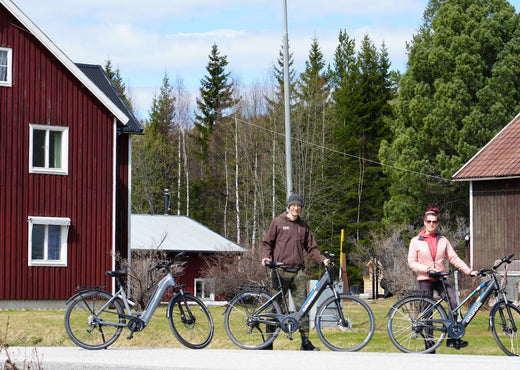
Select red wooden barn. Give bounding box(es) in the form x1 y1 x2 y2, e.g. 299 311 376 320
0 0 143 306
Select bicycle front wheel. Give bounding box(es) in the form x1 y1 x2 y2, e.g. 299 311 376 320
64 290 125 350
315 293 375 351
224 291 282 349
490 300 520 356
168 293 214 349
387 295 447 353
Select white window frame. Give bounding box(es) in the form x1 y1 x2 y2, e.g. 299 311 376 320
194 278 215 301
0 47 12 87
28 216 70 267
29 124 69 175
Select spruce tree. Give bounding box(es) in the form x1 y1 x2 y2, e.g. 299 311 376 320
104 59 133 111
194 43 234 162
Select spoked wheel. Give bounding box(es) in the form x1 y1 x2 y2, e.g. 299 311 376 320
224 291 282 349
490 300 520 356
64 290 125 350
315 293 375 351
387 296 447 353
168 293 214 349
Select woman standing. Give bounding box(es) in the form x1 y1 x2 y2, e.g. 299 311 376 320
408 205 477 349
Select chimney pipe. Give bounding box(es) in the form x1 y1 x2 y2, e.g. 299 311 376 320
164 189 170 215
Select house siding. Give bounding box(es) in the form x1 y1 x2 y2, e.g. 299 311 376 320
1 6 116 299
472 179 520 269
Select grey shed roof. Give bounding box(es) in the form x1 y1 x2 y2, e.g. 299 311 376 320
76 63 143 134
131 215 248 253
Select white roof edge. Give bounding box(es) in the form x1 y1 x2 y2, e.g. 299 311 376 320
453 112 520 179
2 0 129 125
453 175 520 182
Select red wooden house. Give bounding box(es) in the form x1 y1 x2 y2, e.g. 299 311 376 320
0 0 142 305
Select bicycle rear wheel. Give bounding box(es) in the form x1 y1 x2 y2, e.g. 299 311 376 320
168 293 214 349
315 293 375 351
387 295 447 353
64 290 125 350
224 291 282 349
490 300 520 356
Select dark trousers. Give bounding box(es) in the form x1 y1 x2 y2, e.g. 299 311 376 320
271 269 309 338
418 279 458 320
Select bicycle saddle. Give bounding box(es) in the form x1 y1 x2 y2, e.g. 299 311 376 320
428 270 450 279
105 270 127 277
265 261 286 269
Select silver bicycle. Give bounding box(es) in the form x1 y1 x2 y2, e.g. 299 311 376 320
64 251 214 350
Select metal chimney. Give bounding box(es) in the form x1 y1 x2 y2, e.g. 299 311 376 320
164 189 170 215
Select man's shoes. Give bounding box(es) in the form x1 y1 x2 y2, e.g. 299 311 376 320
300 340 320 351
446 338 468 349
261 342 273 350
425 339 436 354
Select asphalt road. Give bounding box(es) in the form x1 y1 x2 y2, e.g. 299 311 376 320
1 347 519 370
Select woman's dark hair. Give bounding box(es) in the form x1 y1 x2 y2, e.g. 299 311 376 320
423 205 440 221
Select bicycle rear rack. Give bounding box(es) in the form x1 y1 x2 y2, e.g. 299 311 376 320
234 284 269 295
399 289 433 298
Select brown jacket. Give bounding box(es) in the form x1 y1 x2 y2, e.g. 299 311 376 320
262 212 326 270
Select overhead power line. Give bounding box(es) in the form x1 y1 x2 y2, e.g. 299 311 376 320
232 115 452 183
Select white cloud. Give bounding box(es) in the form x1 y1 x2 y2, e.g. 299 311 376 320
11 0 441 116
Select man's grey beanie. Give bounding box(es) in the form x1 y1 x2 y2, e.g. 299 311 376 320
287 193 304 208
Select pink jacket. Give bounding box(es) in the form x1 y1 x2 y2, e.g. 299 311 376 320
408 233 472 281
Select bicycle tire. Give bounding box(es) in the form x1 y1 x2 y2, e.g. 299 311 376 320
387 295 447 353
64 290 125 350
490 300 520 356
315 293 375 351
224 291 282 349
168 293 214 349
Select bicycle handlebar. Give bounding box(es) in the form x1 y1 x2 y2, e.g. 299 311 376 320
478 254 515 277
147 251 187 273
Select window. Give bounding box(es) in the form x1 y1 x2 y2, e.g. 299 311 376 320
28 216 70 266
0 47 12 86
194 278 215 301
29 124 69 175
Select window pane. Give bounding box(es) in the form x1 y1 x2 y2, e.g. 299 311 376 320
32 224 45 260
49 131 62 168
47 225 61 260
0 50 6 82
32 129 46 168
196 280 204 298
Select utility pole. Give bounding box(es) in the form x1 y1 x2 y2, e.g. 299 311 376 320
282 0 293 197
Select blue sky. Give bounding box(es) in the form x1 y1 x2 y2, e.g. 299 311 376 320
12 0 520 119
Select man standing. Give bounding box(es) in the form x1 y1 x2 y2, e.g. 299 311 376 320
262 193 329 351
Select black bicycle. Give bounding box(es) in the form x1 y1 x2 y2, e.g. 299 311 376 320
224 253 375 351
387 254 519 356
64 251 214 350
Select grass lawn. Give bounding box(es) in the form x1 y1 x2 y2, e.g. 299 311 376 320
0 298 510 355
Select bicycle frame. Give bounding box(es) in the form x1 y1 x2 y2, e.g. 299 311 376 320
420 270 505 334
260 264 344 334
88 267 182 329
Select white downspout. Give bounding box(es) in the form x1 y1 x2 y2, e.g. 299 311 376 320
112 118 117 294
469 181 474 269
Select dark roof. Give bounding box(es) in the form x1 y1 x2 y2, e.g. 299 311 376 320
76 63 143 134
453 113 520 180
